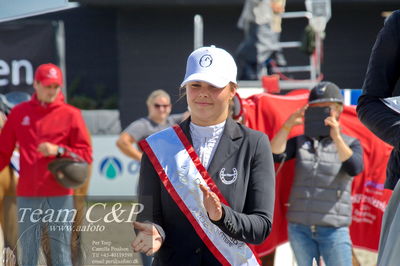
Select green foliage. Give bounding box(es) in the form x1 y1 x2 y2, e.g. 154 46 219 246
67 76 118 110
102 96 118 109
68 96 97 109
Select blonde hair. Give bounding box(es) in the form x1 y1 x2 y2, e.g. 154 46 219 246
229 82 238 91
146 90 171 107
333 102 344 113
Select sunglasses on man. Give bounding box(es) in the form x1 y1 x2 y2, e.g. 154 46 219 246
154 103 171 109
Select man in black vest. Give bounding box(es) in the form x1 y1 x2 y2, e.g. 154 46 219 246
271 82 364 266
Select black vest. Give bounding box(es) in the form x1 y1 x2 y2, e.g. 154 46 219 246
287 135 357 227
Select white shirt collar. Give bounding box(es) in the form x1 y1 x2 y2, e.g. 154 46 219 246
189 121 226 139
189 120 226 169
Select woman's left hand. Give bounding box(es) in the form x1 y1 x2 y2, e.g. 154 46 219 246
200 183 223 222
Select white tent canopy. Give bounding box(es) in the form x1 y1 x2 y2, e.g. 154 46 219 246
0 0 78 23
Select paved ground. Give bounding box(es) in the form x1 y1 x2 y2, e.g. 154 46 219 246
354 248 378 266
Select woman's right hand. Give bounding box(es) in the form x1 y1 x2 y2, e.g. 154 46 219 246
132 221 163 256
284 105 307 129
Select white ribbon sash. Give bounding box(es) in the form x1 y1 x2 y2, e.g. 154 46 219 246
140 125 259 266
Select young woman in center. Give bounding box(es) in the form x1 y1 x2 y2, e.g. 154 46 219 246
132 46 275 265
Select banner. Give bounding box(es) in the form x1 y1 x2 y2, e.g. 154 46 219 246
242 91 393 255
0 21 60 94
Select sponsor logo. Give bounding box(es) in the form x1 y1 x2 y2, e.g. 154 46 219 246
365 180 384 191
47 67 59 79
21 115 30 126
127 160 140 175
99 157 123 179
0 59 34 87
199 54 213 67
317 85 327 95
219 168 238 185
302 141 312 150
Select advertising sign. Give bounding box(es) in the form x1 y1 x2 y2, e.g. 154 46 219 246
0 21 61 94
89 136 140 197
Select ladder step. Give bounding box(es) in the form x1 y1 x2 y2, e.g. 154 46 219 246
238 80 319 91
279 80 318 90
272 66 312 73
279 41 302 48
281 11 312 19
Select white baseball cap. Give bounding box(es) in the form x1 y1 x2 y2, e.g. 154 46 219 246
180 46 237 88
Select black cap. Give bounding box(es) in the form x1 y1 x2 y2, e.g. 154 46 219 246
308 82 343 104
48 158 89 188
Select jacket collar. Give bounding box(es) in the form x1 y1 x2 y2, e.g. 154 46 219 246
180 117 243 140
31 92 65 110
179 117 243 177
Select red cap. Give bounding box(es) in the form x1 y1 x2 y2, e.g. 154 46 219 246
34 63 63 86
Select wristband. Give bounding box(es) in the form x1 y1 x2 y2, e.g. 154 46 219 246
56 146 65 158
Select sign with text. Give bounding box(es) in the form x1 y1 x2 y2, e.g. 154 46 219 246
0 21 60 94
10 196 143 265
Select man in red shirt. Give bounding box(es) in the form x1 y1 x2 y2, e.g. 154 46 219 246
0 63 92 265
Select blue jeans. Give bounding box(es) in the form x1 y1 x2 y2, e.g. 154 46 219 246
17 196 74 266
288 223 352 266
140 253 153 266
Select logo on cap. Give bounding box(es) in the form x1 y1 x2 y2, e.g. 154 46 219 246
317 86 327 95
199 54 213 68
47 68 59 79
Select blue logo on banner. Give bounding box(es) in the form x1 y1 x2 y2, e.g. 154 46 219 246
100 157 123 179
127 161 140 175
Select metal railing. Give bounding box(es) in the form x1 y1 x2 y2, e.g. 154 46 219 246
192 9 325 90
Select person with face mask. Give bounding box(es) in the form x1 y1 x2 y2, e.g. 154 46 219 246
131 46 275 265
270 82 364 266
